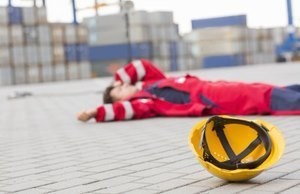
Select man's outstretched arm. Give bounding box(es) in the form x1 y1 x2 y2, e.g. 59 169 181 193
77 99 157 122
115 59 166 85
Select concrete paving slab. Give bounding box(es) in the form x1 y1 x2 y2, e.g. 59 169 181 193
0 62 300 193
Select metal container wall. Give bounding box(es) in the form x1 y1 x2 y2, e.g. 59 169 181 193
53 64 66 81
8 7 22 24
38 25 51 44
0 26 9 46
0 66 13 86
39 45 53 64
0 6 91 85
11 46 25 67
13 66 27 84
25 45 39 66
27 66 40 83
52 44 65 63
64 25 77 44
79 61 91 79
0 7 8 24
192 15 247 29
0 48 11 67
36 7 47 24
41 65 53 82
51 25 64 44
24 26 38 44
10 25 24 45
85 10 179 75
183 26 248 68
67 62 79 80
22 7 37 25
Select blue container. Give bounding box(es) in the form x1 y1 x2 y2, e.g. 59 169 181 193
192 15 247 29
89 42 152 61
202 54 245 68
89 44 128 61
77 44 89 61
169 42 178 57
65 44 78 62
8 6 22 24
131 43 151 58
170 56 178 71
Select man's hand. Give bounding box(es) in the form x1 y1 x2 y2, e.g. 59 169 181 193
77 108 97 122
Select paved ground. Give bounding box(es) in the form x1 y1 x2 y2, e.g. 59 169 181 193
0 62 300 194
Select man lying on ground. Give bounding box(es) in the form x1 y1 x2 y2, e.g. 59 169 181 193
77 59 300 122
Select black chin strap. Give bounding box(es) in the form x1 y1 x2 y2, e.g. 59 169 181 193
199 116 272 170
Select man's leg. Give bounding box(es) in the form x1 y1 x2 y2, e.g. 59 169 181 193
285 84 300 92
270 87 300 115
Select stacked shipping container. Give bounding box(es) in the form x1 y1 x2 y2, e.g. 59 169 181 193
186 15 248 68
246 27 286 64
184 26 248 68
0 6 91 86
84 11 195 76
184 15 287 68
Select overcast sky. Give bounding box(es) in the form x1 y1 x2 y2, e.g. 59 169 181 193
1 0 299 34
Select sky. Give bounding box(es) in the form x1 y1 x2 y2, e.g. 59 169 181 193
1 0 299 34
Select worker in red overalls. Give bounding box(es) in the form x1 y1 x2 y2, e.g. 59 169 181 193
77 59 300 122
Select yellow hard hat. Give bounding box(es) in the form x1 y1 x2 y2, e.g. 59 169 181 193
189 116 285 182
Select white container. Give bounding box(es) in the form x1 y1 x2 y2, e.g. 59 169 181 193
152 58 169 72
51 25 64 44
67 62 79 80
77 25 88 44
0 26 9 46
11 46 25 67
177 57 189 71
52 44 65 63
0 7 8 25
27 66 40 83
0 48 10 67
22 7 37 25
149 25 178 42
196 40 247 55
260 40 274 52
40 65 53 82
13 66 27 84
0 66 13 86
179 57 195 70
129 11 149 25
79 61 91 79
149 11 173 25
37 7 47 24
89 25 150 45
83 14 125 29
25 45 39 66
24 26 38 44
10 25 24 45
54 63 66 81
270 27 285 45
64 25 77 44
152 42 169 58
185 26 247 42
177 41 193 57
88 31 127 45
39 46 52 64
38 25 51 44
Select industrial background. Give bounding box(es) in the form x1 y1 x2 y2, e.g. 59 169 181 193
0 0 299 85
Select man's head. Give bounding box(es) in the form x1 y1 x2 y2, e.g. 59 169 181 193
103 81 138 103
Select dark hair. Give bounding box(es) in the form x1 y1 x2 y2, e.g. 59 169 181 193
103 85 115 104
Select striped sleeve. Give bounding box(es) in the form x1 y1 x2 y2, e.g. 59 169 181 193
115 59 166 84
95 99 156 122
